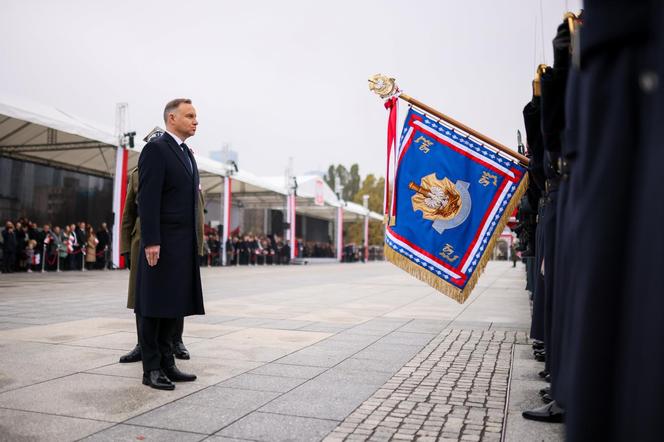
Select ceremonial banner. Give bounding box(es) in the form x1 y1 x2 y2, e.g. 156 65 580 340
385 108 528 303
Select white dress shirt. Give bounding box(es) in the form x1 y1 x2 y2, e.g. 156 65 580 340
165 130 185 147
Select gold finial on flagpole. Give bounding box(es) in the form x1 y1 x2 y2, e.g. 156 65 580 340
368 74 398 99
368 74 529 166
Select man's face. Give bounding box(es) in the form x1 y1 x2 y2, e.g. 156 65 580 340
44 225 50 232
168 103 198 139
54 227 61 234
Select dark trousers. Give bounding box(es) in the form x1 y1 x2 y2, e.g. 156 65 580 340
137 313 176 373
173 317 184 344
135 315 184 344
2 251 15 272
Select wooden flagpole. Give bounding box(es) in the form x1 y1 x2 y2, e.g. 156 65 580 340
368 74 530 166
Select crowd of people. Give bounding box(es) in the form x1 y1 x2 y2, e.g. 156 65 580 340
201 228 354 266
1 220 382 272
1 218 111 273
203 231 294 266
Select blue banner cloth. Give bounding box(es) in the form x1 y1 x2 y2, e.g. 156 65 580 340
385 108 528 302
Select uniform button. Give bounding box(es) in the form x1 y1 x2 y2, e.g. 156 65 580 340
639 71 659 93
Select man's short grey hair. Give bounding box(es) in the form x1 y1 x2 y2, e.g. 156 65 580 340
163 98 192 123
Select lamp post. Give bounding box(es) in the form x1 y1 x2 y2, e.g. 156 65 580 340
335 181 344 262
363 194 370 262
221 160 238 266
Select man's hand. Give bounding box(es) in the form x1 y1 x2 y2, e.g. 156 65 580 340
145 245 160 267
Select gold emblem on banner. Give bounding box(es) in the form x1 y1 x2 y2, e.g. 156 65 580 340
409 174 462 221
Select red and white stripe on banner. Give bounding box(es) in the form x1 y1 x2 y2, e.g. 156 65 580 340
384 96 398 223
111 146 129 269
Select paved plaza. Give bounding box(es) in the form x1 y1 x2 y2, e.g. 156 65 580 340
0 261 561 441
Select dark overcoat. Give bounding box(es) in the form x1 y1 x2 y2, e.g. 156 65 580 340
564 2 660 440
122 167 206 310
134 133 204 318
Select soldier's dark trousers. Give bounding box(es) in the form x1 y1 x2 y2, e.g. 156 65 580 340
137 313 176 373
173 317 184 344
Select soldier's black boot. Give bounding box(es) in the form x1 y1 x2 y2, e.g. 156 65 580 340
119 344 141 363
522 401 565 423
174 341 190 360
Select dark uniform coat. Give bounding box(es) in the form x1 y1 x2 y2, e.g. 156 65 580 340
121 167 206 310
134 133 205 318
564 2 661 440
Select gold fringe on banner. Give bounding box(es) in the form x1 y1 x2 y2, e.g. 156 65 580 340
385 174 529 304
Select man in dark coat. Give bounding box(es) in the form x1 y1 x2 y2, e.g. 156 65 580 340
2 222 17 273
96 222 110 269
135 98 204 390
74 222 87 270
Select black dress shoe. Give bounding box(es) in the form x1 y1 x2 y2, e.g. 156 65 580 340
163 365 196 382
539 387 550 397
534 352 546 362
142 370 175 390
538 370 549 378
119 344 141 363
542 393 553 404
545 373 551 383
532 341 544 350
174 341 190 360
522 401 565 423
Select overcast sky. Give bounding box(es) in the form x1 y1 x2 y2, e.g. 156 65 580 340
1 0 582 178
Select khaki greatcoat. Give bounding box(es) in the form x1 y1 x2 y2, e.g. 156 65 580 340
120 167 206 309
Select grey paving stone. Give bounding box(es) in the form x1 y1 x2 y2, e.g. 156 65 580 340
297 322 352 333
217 373 306 393
176 386 280 410
353 343 422 364
504 408 564 442
81 423 206 441
219 318 273 328
377 331 437 346
217 411 339 441
203 436 255 442
317 364 393 387
0 408 114 441
249 363 327 379
256 319 316 330
346 319 410 336
276 346 356 367
127 402 249 434
334 357 402 374
260 378 379 421
0 372 204 422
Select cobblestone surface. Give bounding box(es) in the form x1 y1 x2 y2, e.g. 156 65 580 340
325 328 529 442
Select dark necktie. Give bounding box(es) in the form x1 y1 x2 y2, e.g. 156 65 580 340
179 143 193 173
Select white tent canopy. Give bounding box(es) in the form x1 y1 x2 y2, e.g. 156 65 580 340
0 93 118 177
0 95 383 251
